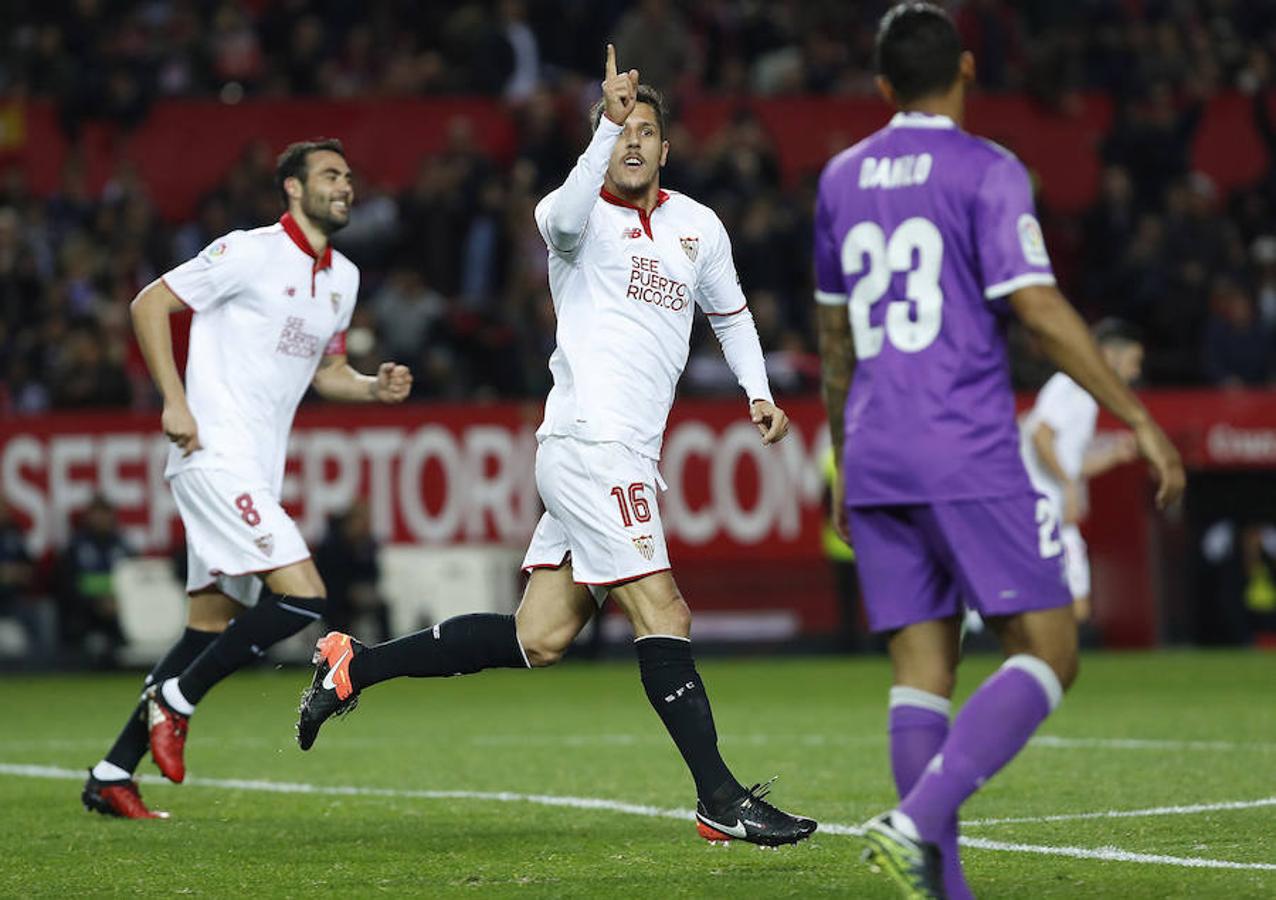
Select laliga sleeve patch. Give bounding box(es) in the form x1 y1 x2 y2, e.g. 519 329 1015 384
1017 214 1050 267
200 239 231 264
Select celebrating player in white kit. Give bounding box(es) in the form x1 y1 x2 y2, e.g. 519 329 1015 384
1020 319 1145 623
82 139 412 819
298 46 817 847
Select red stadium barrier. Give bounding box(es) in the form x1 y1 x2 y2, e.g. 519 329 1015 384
5 92 1273 219
2 391 1273 645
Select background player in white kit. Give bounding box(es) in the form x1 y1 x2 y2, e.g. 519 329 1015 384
1020 319 1145 623
298 46 817 847
82 139 412 819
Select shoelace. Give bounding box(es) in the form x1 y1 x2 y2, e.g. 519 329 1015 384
740 775 789 817
744 775 780 803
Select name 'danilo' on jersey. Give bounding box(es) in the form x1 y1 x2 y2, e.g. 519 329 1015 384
859 153 933 190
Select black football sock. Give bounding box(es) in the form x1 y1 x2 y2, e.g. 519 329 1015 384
102 627 218 774
349 613 529 690
174 593 326 707
635 635 743 804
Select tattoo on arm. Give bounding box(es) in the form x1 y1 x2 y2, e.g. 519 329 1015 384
816 305 855 461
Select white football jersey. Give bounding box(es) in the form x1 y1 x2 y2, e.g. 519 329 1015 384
534 124 770 460
161 214 358 492
1019 372 1098 513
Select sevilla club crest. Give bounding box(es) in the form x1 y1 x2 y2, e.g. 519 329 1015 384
254 534 275 557
632 534 655 561
679 236 699 262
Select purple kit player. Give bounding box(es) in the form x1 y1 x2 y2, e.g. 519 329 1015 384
814 5 1185 898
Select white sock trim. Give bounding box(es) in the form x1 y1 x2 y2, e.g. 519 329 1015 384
514 635 531 669
161 678 195 716
1002 654 1064 712
888 686 951 717
91 760 132 782
633 634 691 643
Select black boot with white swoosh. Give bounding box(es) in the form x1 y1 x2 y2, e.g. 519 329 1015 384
695 777 818 847
297 631 364 750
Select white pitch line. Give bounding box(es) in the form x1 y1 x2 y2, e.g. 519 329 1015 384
966 796 1276 828
960 837 1276 871
0 763 690 822
4 762 1275 872
1030 736 1272 752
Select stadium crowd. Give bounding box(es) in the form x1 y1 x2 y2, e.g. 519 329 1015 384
2 0 1276 415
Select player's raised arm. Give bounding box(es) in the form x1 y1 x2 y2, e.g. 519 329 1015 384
1010 283 1185 509
536 44 638 254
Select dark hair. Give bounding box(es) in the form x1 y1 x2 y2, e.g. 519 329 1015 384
875 3 963 105
275 138 346 206
589 84 668 137
1093 317 1143 347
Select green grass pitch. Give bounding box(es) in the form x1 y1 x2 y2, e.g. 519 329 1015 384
4 651 1275 898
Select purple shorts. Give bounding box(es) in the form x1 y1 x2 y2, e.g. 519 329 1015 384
847 493 1072 633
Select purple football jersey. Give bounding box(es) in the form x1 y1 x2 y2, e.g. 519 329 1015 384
814 111 1056 505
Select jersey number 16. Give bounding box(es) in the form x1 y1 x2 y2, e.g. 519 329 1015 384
842 217 944 359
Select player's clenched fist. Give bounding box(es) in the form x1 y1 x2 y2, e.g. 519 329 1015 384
602 43 639 126
373 362 413 403
751 399 790 446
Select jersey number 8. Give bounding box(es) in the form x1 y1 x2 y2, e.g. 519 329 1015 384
842 217 944 359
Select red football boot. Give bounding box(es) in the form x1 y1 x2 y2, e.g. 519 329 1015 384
82 771 170 819
146 685 190 783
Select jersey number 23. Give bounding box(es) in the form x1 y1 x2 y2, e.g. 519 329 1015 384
842 217 943 359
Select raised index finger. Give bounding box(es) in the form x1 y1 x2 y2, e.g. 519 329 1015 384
606 43 617 80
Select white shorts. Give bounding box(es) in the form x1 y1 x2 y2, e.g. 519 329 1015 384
1060 524 1091 600
521 437 670 598
170 469 310 606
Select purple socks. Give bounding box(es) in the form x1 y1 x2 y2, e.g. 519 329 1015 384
898 654 1062 848
888 686 971 900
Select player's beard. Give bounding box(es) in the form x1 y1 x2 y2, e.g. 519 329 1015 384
301 189 350 235
609 159 657 198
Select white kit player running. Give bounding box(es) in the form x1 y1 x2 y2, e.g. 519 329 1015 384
82 139 412 820
1020 319 1145 622
298 45 817 848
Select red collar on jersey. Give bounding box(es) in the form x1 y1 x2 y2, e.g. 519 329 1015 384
599 188 670 240
280 212 333 271
279 212 332 296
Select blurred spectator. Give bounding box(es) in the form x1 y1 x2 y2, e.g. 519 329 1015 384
1241 524 1276 644
613 0 695 94
499 0 541 102
1202 278 1271 387
1250 236 1276 337
0 498 56 666
372 268 446 364
2 1 1276 399
56 495 130 666
48 323 132 409
315 502 390 643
